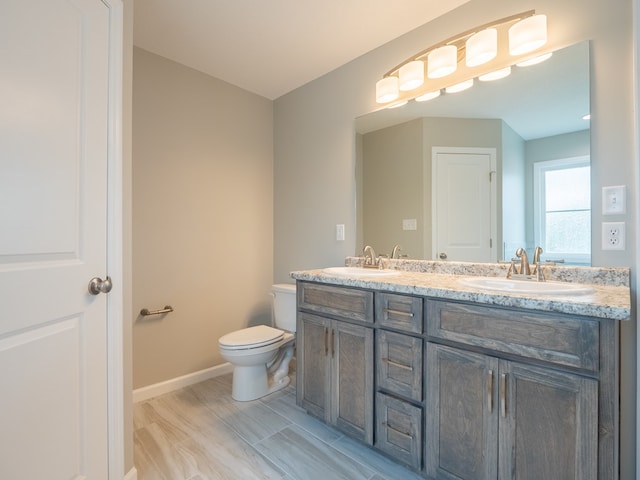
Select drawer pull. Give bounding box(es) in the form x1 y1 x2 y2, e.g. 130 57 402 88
384 308 414 318
383 422 413 439
500 373 507 418
487 370 494 413
383 358 413 371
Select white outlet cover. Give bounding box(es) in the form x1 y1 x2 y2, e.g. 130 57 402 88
602 221 625 250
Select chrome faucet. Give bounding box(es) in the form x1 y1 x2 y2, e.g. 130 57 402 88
515 247 531 276
363 245 381 269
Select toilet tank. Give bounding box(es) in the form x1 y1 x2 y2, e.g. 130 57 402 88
272 284 297 332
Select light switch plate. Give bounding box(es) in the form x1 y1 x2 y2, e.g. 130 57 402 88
602 185 626 215
336 224 345 241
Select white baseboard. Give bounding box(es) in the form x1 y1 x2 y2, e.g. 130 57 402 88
124 466 137 480
133 363 234 403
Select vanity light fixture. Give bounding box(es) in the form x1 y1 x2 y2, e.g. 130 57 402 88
466 28 498 67
428 45 458 79
516 52 553 67
375 76 399 103
509 14 547 56
374 10 549 105
399 60 425 91
479 66 511 82
445 79 474 93
415 90 441 102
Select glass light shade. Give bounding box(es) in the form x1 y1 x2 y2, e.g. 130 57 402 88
399 61 424 91
445 79 474 93
376 76 399 103
479 66 511 82
466 28 497 67
516 52 553 67
415 90 441 102
509 14 547 56
428 45 457 78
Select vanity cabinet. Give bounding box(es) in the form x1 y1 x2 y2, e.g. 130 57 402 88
296 282 374 444
425 299 601 480
294 280 619 480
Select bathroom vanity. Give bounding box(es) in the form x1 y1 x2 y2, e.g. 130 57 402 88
291 260 630 480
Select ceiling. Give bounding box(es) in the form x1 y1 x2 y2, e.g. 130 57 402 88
133 0 470 100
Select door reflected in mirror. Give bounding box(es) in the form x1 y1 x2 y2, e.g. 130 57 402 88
355 41 590 265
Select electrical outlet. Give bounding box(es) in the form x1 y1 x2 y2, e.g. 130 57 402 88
602 222 625 250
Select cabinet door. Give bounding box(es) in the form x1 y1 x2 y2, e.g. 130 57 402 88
499 361 598 480
331 321 374 444
296 313 331 420
426 343 499 480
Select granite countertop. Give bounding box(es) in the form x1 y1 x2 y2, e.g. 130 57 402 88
290 259 631 321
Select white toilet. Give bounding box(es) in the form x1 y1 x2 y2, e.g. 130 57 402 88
218 283 297 401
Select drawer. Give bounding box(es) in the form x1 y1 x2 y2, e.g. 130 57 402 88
375 392 422 470
376 330 423 401
375 292 423 333
427 300 599 372
298 282 374 324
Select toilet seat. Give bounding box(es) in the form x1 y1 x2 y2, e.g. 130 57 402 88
219 325 284 350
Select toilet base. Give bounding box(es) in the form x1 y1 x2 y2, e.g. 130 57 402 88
231 343 294 401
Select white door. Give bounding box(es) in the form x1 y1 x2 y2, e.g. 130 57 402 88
0 1 110 478
432 147 497 262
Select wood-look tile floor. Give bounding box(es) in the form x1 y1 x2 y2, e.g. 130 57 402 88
134 372 423 480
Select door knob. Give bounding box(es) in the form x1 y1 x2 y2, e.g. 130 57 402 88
88 276 112 295
439 252 448 260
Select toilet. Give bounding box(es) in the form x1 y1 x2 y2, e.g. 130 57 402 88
218 284 297 401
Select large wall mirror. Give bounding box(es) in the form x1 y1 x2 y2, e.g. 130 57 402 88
355 41 590 265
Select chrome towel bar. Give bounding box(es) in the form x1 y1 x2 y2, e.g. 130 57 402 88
140 305 174 316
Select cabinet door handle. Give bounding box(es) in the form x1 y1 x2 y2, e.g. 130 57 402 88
487 370 494 413
324 327 329 355
384 308 414 318
382 358 414 371
500 373 507 418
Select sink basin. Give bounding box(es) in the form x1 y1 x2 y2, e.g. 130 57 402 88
458 276 596 296
323 267 401 278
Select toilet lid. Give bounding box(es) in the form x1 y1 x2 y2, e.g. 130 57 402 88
219 325 284 349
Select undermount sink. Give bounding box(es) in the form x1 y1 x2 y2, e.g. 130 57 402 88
323 266 401 278
458 276 596 296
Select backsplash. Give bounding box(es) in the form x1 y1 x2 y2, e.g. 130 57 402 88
344 257 630 287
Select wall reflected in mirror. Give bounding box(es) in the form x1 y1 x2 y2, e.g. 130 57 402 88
355 41 590 265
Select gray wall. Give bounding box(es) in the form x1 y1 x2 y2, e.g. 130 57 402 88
274 0 636 477
132 48 274 389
